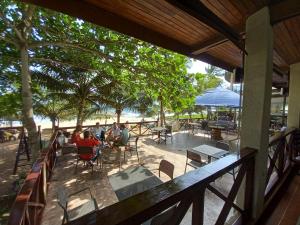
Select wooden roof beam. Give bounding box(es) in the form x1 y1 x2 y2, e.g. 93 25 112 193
166 0 245 53
191 36 228 55
193 53 236 72
270 0 300 24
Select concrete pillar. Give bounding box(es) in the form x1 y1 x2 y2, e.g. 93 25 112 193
240 7 273 218
287 63 300 128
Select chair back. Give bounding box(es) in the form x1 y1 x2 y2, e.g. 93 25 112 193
216 141 230 151
77 146 94 154
135 136 139 145
165 125 172 133
187 150 202 164
159 159 174 179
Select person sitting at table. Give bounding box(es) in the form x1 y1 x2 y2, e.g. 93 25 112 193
76 130 101 164
112 124 129 150
71 125 82 144
92 122 105 140
106 122 120 142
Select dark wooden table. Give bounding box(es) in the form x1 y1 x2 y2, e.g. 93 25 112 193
108 166 163 201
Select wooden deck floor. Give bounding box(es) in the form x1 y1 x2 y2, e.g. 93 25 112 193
41 131 239 225
264 173 300 225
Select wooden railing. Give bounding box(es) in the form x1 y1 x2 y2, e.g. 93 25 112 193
264 128 297 204
7 130 58 225
68 148 256 225
58 120 158 136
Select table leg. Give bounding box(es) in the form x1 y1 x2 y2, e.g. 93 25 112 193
208 156 212 163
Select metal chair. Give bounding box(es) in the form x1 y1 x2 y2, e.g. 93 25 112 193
163 125 173 143
57 187 98 224
76 146 95 172
215 141 238 179
184 150 206 173
201 120 211 139
159 159 174 180
100 146 121 171
124 136 139 162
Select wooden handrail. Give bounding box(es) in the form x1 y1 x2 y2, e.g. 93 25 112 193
68 148 256 225
8 130 58 225
58 120 158 130
0 126 23 130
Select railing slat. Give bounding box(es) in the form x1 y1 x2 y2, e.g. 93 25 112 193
68 148 256 225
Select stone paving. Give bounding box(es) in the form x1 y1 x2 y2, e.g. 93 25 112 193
41 131 240 225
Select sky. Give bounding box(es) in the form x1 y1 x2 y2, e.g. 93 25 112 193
189 59 230 88
187 59 208 74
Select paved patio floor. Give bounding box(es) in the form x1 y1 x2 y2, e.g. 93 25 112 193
42 131 240 225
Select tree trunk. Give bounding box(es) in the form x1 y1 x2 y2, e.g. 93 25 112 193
76 100 85 126
116 109 122 124
20 44 39 160
159 97 164 126
50 117 56 131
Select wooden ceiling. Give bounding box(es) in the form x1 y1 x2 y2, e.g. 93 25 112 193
22 0 300 88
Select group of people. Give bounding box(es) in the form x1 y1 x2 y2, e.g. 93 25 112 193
68 122 130 165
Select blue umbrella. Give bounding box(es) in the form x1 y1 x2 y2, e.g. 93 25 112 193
195 87 241 108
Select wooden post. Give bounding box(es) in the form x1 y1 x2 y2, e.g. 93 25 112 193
192 188 205 225
138 123 142 136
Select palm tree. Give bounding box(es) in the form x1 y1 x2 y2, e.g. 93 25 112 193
33 66 115 126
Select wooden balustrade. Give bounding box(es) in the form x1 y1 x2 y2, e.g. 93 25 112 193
265 128 297 204
67 148 256 225
7 130 58 225
58 120 159 136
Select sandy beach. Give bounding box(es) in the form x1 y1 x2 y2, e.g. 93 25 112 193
38 115 157 129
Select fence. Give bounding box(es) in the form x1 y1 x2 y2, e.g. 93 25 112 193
67 148 256 225
8 130 58 225
58 120 159 136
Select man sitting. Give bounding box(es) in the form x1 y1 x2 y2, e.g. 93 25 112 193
76 130 101 164
106 122 120 144
113 124 129 150
92 122 105 141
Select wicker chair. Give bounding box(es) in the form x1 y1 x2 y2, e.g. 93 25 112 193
159 159 174 180
57 187 98 224
184 150 206 173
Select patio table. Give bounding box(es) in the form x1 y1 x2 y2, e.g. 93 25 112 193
191 144 228 163
108 166 163 201
151 126 167 144
209 125 225 140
